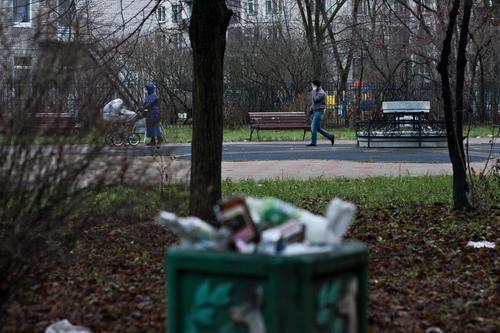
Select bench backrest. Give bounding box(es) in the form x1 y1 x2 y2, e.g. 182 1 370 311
248 112 308 124
0 113 78 134
29 113 77 128
382 101 430 114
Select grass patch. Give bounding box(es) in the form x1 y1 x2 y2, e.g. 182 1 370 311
164 125 357 143
0 128 104 145
78 176 455 219
164 124 497 143
80 184 190 220
82 175 498 218
223 176 457 212
465 124 500 138
2 124 495 144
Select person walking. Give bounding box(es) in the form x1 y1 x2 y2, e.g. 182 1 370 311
307 80 334 146
142 82 162 146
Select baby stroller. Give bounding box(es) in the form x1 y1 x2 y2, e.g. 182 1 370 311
102 99 146 146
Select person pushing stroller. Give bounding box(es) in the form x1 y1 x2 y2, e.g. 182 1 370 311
142 82 163 146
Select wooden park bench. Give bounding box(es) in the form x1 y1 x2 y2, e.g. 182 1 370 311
248 112 310 141
355 101 447 148
28 113 79 131
0 112 79 134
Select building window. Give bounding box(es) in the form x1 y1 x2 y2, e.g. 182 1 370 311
156 33 168 48
248 0 256 15
172 4 182 23
13 56 32 84
57 0 76 41
172 33 184 48
157 6 166 22
361 1 370 15
266 0 278 15
58 0 76 26
392 0 405 16
266 0 273 15
253 26 260 39
13 0 31 25
13 56 32 98
14 56 32 68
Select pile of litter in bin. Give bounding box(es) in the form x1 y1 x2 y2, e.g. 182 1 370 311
156 196 357 255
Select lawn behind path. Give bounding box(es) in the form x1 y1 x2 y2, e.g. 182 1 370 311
166 125 497 143
2 125 496 145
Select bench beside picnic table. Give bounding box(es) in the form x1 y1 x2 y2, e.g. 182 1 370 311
248 112 310 141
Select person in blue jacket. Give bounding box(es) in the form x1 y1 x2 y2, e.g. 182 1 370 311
142 82 162 145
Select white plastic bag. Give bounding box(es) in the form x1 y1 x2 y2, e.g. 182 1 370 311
102 99 137 122
246 197 357 245
45 320 92 333
466 241 495 249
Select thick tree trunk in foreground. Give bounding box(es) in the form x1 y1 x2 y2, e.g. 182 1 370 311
189 0 232 221
437 0 472 210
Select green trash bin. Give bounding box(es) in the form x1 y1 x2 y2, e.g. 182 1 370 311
166 241 368 333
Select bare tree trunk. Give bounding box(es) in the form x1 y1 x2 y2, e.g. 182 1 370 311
437 0 472 210
478 55 487 123
311 46 324 80
455 0 473 209
323 0 359 96
296 0 349 82
189 0 232 221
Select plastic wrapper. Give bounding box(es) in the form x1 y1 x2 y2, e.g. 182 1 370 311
45 320 92 333
259 220 305 254
102 98 138 122
466 241 495 249
156 211 228 250
157 196 357 255
325 198 358 245
214 196 259 252
246 197 356 245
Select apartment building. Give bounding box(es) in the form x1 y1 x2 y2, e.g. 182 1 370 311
0 0 160 82
0 0 163 117
154 0 304 48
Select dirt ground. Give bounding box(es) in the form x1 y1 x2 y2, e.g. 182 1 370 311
1 204 498 333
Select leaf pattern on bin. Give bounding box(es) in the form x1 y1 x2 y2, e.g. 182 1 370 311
185 281 237 333
315 276 358 333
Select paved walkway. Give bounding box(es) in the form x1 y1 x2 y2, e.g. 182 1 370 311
105 137 499 183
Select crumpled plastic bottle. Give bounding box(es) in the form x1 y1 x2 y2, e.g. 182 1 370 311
246 197 356 246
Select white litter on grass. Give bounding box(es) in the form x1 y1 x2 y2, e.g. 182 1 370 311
466 241 496 249
45 320 92 333
425 327 443 333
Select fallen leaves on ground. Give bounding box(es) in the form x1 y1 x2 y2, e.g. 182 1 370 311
1 221 176 333
1 204 499 333
353 203 499 333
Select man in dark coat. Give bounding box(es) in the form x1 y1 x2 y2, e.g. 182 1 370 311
307 79 334 147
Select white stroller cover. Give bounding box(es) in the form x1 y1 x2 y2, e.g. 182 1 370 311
102 98 138 122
